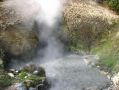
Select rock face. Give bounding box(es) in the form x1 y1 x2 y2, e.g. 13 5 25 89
0 5 21 31
0 27 38 56
0 3 38 57
63 0 119 51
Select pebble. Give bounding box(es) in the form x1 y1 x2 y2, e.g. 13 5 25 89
24 76 28 79
8 73 14 78
33 70 39 75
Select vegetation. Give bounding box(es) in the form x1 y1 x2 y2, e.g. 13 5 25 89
106 0 119 14
18 71 46 87
0 47 14 89
91 22 119 74
17 64 48 89
0 69 14 88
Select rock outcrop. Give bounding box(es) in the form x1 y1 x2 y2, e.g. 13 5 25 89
0 2 39 57
0 27 38 56
0 4 21 31
63 0 119 51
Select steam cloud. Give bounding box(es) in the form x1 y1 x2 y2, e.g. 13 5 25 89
3 0 65 67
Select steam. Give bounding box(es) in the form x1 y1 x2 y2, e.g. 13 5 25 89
4 0 64 27
35 0 64 62
37 0 63 26
3 0 64 67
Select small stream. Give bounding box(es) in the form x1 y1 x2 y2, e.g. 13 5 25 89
8 54 111 90
41 54 111 90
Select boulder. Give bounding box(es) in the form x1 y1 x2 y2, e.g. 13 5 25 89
0 2 38 57
18 64 49 90
23 64 46 77
0 27 38 56
63 0 119 50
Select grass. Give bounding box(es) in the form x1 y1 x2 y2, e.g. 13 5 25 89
91 27 119 73
97 54 118 73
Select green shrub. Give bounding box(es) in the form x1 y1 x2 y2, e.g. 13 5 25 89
107 0 119 14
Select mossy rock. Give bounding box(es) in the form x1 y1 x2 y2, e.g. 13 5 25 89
23 75 46 87
17 64 49 89
22 64 46 77
22 64 37 73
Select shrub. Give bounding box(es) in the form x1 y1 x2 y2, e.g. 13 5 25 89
107 0 119 14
